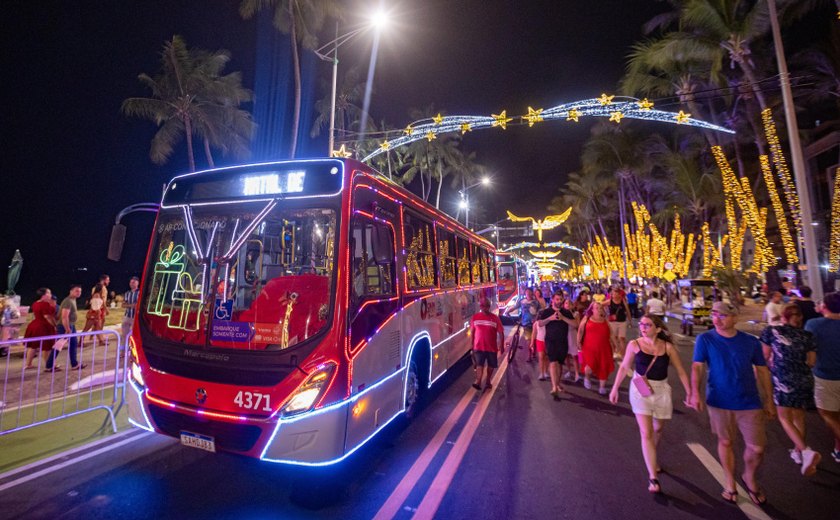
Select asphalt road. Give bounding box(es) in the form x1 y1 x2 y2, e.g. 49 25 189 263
2 326 838 520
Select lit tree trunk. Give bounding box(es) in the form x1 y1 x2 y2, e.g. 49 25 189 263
435 163 444 209
288 3 301 159
184 114 196 172
203 137 215 168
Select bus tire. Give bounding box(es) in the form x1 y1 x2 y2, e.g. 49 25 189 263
405 347 429 419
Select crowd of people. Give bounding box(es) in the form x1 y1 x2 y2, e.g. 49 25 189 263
17 274 140 372
469 283 840 505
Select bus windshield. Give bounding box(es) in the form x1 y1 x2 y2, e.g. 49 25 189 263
141 203 337 351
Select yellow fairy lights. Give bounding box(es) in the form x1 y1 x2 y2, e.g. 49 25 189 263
566 109 580 122
506 208 572 242
492 110 513 129
597 93 614 105
762 108 803 248
573 204 696 282
524 106 544 127
330 144 352 158
637 98 654 110
711 146 775 274
830 168 840 272
701 222 726 277
609 111 624 123
759 155 798 264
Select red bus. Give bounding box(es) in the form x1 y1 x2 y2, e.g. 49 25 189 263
126 158 497 465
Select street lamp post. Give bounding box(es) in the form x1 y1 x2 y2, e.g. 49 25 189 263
767 0 824 299
457 176 490 229
313 12 387 155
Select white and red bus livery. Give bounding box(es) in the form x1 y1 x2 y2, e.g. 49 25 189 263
126 158 497 465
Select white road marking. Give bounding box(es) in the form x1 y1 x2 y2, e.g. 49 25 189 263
412 354 510 519
686 442 773 520
0 430 153 492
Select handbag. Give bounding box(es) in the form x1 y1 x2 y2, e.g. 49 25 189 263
631 342 659 397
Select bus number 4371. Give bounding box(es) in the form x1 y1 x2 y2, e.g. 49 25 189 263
234 391 271 412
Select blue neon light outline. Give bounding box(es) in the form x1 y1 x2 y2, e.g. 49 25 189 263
160 159 346 209
128 379 154 432
403 331 432 400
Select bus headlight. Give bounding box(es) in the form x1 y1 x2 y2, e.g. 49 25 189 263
281 363 336 417
130 362 145 387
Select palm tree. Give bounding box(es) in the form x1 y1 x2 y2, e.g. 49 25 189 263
122 36 255 171
240 0 343 158
311 66 374 144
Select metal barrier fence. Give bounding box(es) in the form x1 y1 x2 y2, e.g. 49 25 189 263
0 329 126 436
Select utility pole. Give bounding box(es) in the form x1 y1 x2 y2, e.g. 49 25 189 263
768 0 824 300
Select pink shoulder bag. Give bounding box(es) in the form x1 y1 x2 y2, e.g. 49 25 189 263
631 342 659 397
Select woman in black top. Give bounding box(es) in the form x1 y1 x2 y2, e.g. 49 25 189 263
609 314 691 494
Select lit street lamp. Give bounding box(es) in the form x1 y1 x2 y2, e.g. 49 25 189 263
457 176 490 230
314 10 388 155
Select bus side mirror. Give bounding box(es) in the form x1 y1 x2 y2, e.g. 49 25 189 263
108 224 127 262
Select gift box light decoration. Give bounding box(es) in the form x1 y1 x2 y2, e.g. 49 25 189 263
147 242 187 316
360 95 735 162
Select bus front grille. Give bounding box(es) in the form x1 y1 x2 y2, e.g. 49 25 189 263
148 404 264 453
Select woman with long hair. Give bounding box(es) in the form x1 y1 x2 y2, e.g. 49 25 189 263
533 288 548 313
760 304 820 476
81 284 105 345
578 301 614 395
609 314 691 494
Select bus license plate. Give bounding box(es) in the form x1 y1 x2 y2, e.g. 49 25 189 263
180 431 216 453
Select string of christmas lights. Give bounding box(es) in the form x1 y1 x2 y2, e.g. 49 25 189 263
760 155 798 264
830 168 840 272
762 108 803 249
359 95 735 162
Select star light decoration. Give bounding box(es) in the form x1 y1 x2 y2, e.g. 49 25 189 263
523 106 544 127
361 95 735 163
331 144 352 158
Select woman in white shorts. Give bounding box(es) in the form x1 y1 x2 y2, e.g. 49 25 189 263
609 314 691 494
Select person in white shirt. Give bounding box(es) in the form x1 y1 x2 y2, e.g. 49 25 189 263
765 291 784 326
646 292 666 317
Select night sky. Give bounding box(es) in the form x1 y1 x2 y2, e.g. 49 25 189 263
4 0 668 301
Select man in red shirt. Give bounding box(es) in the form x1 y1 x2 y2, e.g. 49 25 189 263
470 298 505 390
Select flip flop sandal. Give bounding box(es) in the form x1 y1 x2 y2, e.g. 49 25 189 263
743 485 767 506
720 489 738 504
471 383 481 390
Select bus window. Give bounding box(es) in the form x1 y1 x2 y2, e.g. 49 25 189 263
351 218 395 302
456 237 471 286
403 212 437 290
437 227 457 288
470 243 482 282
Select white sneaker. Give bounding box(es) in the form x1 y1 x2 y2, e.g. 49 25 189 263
801 448 821 476
789 449 802 465
583 379 592 390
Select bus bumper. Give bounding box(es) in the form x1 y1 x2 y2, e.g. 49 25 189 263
260 400 350 465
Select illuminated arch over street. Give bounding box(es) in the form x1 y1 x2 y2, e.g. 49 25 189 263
359 94 734 162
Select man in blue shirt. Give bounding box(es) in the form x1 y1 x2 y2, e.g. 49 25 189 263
519 288 537 360
690 302 775 506
805 291 840 464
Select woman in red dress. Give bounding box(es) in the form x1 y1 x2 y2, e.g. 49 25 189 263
578 301 615 395
24 288 57 369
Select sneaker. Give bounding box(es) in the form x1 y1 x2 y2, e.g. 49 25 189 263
598 387 608 396
563 371 571 380
832 449 840 463
789 449 802 465
801 448 821 476
583 379 592 390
